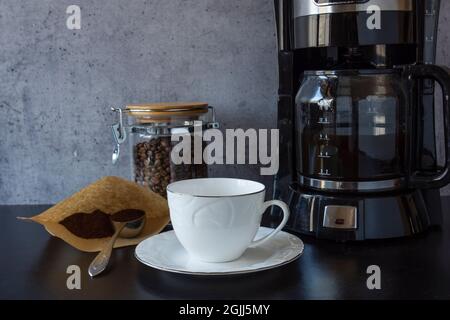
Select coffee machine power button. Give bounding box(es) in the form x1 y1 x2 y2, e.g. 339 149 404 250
323 206 358 230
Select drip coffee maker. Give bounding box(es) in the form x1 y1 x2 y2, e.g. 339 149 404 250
273 0 450 240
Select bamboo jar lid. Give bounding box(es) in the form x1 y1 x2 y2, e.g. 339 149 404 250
126 102 209 124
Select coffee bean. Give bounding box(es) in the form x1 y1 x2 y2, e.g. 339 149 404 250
133 137 208 198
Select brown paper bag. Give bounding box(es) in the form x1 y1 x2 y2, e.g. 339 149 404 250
20 176 170 252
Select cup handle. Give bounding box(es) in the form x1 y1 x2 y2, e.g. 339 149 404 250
250 200 290 248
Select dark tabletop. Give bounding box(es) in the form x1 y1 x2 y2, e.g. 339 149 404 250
1 199 450 300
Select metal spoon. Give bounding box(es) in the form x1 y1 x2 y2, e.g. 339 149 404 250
89 212 146 277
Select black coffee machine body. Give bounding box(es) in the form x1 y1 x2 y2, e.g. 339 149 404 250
273 0 450 241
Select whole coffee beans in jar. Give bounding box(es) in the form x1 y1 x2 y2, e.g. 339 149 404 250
111 102 218 198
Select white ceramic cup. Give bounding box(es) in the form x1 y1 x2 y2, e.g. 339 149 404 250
167 178 290 263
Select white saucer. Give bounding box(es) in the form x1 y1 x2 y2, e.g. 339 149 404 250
135 227 304 276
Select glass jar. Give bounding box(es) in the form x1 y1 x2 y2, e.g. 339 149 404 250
111 102 219 198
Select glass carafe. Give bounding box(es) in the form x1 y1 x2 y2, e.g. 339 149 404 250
295 65 450 192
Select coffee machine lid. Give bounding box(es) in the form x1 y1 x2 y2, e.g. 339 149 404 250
291 0 417 49
293 0 414 18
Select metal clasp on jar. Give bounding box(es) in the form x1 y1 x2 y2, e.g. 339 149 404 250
111 107 127 165
207 106 220 129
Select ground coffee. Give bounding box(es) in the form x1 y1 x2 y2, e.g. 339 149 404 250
60 210 115 239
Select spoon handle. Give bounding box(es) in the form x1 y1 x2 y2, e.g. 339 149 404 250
88 224 125 277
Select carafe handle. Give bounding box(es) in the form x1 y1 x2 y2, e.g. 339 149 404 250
407 64 450 189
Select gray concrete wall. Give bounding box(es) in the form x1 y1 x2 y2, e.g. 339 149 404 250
0 0 449 205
